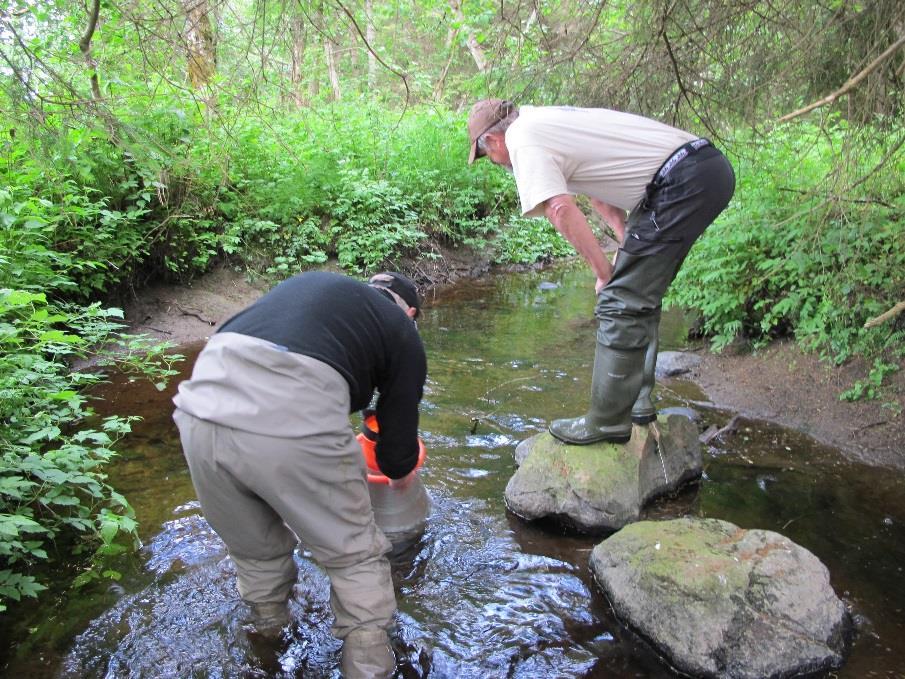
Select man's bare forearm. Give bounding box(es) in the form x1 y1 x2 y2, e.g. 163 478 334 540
544 194 613 287
589 198 626 244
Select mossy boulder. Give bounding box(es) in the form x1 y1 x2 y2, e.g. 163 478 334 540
590 517 851 678
505 414 701 532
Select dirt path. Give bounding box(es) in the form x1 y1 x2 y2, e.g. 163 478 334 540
122 264 905 471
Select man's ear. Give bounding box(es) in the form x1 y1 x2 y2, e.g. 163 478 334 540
406 306 418 320
487 132 504 148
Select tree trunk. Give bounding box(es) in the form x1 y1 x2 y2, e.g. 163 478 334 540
434 27 460 100
448 0 488 73
183 0 217 90
309 1 323 100
325 40 341 101
289 10 307 108
366 0 377 89
78 0 102 101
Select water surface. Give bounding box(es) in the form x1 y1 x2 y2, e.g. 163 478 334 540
2 263 903 677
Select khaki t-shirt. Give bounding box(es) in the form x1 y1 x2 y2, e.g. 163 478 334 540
505 106 697 216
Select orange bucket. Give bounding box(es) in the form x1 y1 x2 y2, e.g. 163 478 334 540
357 411 426 485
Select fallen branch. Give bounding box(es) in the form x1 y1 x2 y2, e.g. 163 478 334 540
175 303 216 326
700 414 742 445
863 301 905 329
855 419 889 432
777 34 905 123
139 325 173 335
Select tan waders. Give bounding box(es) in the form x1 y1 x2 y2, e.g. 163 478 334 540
173 337 399 678
248 601 292 637
341 627 396 677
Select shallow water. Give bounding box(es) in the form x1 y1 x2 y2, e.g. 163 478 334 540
2 263 904 677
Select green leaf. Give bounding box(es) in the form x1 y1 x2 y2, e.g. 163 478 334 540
100 521 119 544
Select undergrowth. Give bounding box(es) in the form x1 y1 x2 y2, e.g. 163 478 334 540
667 120 904 394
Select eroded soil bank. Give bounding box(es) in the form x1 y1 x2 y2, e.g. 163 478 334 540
119 261 905 470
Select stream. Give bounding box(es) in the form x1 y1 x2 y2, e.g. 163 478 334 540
2 263 903 677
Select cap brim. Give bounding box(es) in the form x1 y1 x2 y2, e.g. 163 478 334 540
468 140 478 165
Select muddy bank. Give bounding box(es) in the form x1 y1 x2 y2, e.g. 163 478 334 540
120 262 904 471
689 341 904 470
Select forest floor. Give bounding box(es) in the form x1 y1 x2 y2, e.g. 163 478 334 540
121 255 905 471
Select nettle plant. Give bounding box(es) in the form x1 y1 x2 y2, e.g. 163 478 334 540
0 290 181 610
493 216 574 265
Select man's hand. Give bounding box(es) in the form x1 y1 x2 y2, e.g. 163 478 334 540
595 277 608 295
388 468 418 491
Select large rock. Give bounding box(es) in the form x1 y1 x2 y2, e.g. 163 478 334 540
590 518 851 678
505 414 702 532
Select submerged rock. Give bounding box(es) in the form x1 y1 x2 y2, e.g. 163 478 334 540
505 414 702 532
590 518 851 678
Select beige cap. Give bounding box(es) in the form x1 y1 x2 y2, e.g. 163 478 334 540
467 99 516 164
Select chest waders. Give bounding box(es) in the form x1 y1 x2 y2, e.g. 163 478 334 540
549 141 736 445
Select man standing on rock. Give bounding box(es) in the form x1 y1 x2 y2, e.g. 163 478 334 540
467 100 735 444
172 270 426 678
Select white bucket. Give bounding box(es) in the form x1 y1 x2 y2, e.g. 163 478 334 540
368 476 430 544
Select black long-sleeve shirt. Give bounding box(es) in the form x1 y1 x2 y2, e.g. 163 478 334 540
217 271 427 479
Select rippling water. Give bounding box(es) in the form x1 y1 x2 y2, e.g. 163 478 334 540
2 263 903 677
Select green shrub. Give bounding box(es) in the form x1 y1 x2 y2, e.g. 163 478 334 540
186 101 521 273
0 289 181 610
493 217 574 264
668 121 905 376
328 167 427 271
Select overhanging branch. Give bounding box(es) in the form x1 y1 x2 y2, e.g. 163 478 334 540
777 34 905 124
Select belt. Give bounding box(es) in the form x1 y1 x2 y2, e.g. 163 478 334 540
654 138 711 181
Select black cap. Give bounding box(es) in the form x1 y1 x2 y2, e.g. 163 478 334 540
368 272 422 318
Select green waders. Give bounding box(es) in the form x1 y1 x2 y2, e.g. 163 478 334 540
548 341 646 444
549 252 675 445
549 142 737 445
630 312 661 425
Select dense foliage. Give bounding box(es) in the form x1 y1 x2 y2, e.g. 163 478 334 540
1 0 903 610
0 182 181 609
670 121 905 365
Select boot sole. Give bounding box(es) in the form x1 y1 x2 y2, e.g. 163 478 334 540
631 413 657 424
549 430 632 445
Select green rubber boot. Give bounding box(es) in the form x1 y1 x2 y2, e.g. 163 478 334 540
549 343 646 445
631 315 660 425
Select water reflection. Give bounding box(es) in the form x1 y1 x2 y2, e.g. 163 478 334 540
2 263 904 678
